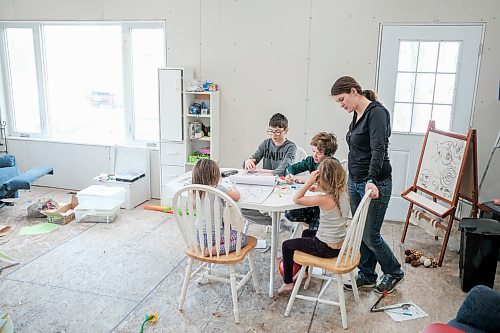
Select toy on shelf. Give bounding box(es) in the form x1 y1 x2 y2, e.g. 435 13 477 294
186 80 204 92
202 81 217 92
200 101 209 115
189 122 203 139
189 103 201 115
199 147 210 155
201 123 210 137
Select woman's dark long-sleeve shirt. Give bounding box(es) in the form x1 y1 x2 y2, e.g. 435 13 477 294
346 101 392 185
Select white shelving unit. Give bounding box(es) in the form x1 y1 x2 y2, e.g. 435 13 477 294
158 68 220 206
184 91 220 170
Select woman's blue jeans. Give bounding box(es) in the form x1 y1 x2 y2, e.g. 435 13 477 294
348 177 403 281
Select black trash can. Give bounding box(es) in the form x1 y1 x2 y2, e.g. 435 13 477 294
479 201 500 222
459 218 500 292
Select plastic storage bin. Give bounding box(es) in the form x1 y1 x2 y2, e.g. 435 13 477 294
459 218 500 292
75 200 120 223
77 185 125 207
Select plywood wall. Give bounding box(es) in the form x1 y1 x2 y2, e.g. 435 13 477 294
1 0 499 202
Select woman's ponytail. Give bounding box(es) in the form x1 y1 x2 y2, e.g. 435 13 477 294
362 89 378 102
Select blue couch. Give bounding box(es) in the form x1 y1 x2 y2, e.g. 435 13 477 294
423 285 500 333
0 154 53 205
447 285 500 333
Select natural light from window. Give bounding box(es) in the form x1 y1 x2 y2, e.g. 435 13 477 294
44 25 125 144
0 21 165 145
131 28 165 142
392 41 460 134
6 28 41 133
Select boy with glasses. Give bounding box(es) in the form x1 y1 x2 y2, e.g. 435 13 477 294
241 113 296 226
243 113 297 176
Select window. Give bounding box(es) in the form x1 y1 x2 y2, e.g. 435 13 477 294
392 41 460 134
0 21 165 145
5 28 41 133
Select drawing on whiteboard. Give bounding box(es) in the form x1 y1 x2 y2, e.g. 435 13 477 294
417 134 465 199
235 183 274 204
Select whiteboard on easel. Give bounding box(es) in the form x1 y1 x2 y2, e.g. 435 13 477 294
416 131 467 201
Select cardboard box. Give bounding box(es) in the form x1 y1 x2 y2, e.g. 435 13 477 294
41 195 78 225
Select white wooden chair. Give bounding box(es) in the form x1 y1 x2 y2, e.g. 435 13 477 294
284 190 372 330
172 184 259 323
294 146 308 164
287 146 309 238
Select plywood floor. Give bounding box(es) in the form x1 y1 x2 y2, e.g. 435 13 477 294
1 186 499 332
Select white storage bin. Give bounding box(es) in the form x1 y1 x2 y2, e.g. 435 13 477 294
75 201 120 223
77 185 126 208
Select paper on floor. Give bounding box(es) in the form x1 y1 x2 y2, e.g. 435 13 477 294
384 302 428 322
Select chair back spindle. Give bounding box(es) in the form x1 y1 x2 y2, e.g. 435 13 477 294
335 189 372 268
173 184 246 259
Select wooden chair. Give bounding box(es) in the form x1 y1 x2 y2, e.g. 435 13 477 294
284 190 372 330
172 184 260 323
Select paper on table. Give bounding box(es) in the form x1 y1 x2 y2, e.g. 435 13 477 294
18 223 60 235
384 302 428 322
234 183 274 204
229 174 276 186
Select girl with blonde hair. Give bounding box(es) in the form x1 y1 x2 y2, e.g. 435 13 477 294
278 158 349 294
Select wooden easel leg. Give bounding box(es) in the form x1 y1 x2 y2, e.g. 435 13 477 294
438 214 455 267
401 203 414 243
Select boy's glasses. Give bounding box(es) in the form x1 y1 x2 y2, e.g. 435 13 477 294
267 129 285 135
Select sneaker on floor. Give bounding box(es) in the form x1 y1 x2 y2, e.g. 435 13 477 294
375 274 404 294
344 274 376 291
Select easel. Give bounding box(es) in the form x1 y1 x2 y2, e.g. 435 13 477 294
401 121 478 266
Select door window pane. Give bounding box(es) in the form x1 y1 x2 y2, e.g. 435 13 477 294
131 28 165 142
434 74 456 104
414 73 435 103
437 42 460 73
6 28 41 133
394 72 415 102
392 40 458 133
397 41 418 71
417 42 439 72
411 104 432 133
44 25 125 144
392 103 412 132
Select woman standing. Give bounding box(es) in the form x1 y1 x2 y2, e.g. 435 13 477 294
331 76 404 294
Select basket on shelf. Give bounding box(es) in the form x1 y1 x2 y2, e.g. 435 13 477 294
188 151 210 164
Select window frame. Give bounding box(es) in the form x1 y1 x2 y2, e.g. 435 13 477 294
0 20 166 145
391 39 461 134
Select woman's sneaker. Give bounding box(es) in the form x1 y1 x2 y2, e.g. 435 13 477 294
374 274 404 294
344 274 376 291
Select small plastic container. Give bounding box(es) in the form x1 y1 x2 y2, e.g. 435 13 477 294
77 185 125 208
75 201 120 223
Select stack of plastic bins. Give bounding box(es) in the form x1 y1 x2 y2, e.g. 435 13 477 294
75 185 126 223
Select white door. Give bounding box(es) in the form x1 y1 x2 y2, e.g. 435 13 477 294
377 24 484 221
